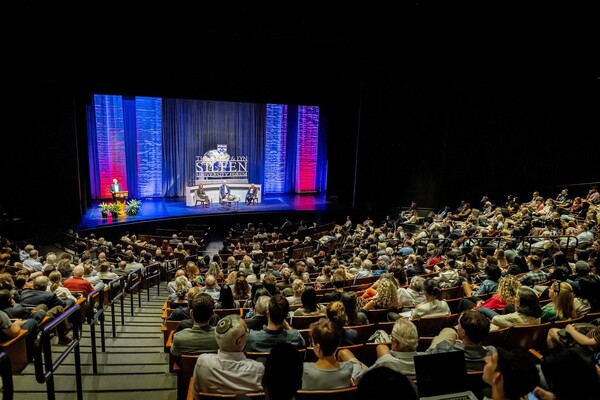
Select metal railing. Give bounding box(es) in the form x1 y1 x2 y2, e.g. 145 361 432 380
107 275 126 337
34 304 83 400
86 288 105 374
127 270 143 317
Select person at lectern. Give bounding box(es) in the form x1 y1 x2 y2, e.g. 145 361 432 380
246 184 258 205
109 178 122 202
219 180 231 201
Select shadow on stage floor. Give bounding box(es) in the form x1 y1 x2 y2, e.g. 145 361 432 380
75 193 349 234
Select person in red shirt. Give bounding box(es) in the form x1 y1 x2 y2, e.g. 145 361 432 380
63 265 95 297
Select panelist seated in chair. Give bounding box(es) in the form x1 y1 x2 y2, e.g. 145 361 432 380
245 183 258 205
219 180 232 204
195 184 210 206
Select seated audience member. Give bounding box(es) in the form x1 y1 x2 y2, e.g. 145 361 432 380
357 366 418 400
293 286 326 316
302 319 367 390
243 286 271 319
63 265 96 298
427 310 496 371
540 280 578 323
193 315 264 395
245 294 305 352
326 301 358 345
488 286 542 330
261 342 303 400
341 291 369 325
244 295 270 331
203 274 221 302
360 318 421 380
96 262 119 281
167 269 188 295
0 289 45 361
482 348 539 400
170 293 219 364
285 279 304 306
215 284 240 309
397 275 426 309
48 270 78 303
392 279 450 321
532 347 600 400
18 275 74 345
462 264 501 300
320 273 346 302
362 274 401 311
518 255 548 287
169 287 203 329
461 274 521 316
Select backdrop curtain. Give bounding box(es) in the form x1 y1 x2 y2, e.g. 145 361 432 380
161 99 266 197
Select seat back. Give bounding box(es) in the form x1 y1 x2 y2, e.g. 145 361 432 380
304 343 364 363
501 322 551 351
415 313 458 337
551 315 585 330
295 386 358 400
289 315 325 330
214 308 242 319
345 324 376 344
481 326 510 347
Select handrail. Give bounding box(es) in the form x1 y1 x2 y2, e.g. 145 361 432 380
519 235 578 255
145 263 161 302
0 351 13 400
86 288 105 374
108 275 126 337
127 270 143 316
460 236 507 249
33 304 83 400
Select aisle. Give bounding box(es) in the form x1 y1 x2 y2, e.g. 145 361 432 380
8 281 176 400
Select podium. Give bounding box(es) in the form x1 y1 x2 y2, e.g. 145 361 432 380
114 191 128 216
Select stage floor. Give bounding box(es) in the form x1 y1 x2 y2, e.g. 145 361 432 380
75 193 336 231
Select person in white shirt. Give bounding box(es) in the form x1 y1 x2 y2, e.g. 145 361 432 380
193 314 264 395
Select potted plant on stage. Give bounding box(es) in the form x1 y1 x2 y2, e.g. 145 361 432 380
125 199 142 217
109 202 121 219
99 202 110 219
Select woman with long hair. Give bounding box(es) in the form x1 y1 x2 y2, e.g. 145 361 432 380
233 272 251 301
340 292 369 326
215 284 240 309
489 286 542 330
541 281 578 322
185 261 204 285
463 274 522 317
362 274 400 311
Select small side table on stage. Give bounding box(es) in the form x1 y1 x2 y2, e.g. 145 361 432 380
220 197 240 210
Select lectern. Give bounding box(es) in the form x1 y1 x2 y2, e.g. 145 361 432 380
114 191 128 216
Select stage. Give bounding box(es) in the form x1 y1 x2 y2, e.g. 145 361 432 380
74 193 347 234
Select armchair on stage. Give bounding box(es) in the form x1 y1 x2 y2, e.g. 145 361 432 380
113 191 128 216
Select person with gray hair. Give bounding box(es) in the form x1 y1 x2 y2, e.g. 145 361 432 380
245 295 271 331
193 314 264 395
397 275 426 308
358 318 422 382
